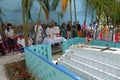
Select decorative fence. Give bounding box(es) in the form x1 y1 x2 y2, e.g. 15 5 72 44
25 44 82 80
62 37 120 53
62 37 85 53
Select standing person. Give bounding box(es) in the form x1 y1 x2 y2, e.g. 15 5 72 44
34 22 43 44
87 23 94 38
72 22 77 38
60 23 67 38
93 21 98 29
94 25 100 40
46 25 52 38
5 23 15 53
0 33 5 56
53 22 60 37
66 21 72 39
108 25 114 41
102 23 109 40
82 23 87 37
77 21 82 37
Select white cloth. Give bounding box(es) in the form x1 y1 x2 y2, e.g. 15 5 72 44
17 38 25 47
87 26 94 31
43 37 66 44
50 27 54 36
5 29 14 38
94 28 100 39
46 27 54 38
93 23 98 28
34 24 43 41
46 27 52 36
53 26 60 35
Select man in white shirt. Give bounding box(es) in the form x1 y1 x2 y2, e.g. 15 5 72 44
46 25 54 38
94 25 100 39
46 26 52 37
53 23 60 37
34 22 43 44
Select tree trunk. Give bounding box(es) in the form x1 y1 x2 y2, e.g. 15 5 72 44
74 0 77 23
84 0 88 24
22 0 28 46
70 0 72 29
34 7 42 44
91 7 94 23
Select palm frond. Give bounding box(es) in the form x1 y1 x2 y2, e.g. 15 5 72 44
22 0 34 21
51 0 60 11
62 0 69 12
37 0 50 20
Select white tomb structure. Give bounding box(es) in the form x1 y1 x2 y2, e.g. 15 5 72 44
58 44 120 80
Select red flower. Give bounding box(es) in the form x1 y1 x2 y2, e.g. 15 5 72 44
21 71 29 78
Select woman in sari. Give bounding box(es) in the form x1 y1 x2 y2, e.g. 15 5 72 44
60 23 67 38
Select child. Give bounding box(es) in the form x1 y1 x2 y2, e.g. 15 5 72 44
17 34 33 54
17 34 25 54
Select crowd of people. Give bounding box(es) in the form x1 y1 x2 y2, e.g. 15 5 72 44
0 23 33 56
35 21 115 41
0 21 118 56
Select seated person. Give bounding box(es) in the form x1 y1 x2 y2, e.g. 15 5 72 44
17 34 25 53
17 34 33 53
0 34 5 56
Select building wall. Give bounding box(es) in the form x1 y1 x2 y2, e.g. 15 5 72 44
0 0 95 26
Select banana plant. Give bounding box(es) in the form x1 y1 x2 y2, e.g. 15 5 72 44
37 0 60 23
61 0 69 12
22 0 34 46
37 0 50 23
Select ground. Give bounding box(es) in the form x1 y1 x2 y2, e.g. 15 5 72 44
0 51 61 80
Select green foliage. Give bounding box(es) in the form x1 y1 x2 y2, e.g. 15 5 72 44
22 0 34 21
51 0 60 11
22 0 34 46
37 0 60 20
87 0 120 25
